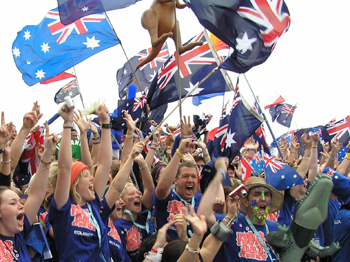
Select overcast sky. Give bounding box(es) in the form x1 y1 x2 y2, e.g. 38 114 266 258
2 0 349 144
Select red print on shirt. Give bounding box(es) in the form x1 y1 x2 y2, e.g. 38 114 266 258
167 200 188 221
108 219 121 242
236 231 268 261
0 240 17 262
70 204 95 231
126 225 142 251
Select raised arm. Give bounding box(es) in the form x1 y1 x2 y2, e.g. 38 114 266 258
134 150 154 210
197 157 228 228
25 122 58 225
145 127 161 171
120 111 138 163
323 137 339 170
0 112 13 186
89 122 100 165
93 104 112 200
336 142 350 176
290 133 312 199
10 102 42 173
287 136 299 165
308 133 319 183
73 110 93 170
105 142 143 208
54 104 74 209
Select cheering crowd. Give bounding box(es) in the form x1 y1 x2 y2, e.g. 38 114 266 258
0 101 349 262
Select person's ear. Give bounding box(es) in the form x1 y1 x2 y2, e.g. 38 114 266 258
143 252 149 258
242 197 249 208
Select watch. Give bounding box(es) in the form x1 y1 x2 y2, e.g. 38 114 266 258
101 123 112 129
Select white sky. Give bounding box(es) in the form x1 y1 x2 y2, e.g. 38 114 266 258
2 0 349 144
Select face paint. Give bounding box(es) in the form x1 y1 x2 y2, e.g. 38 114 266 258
127 197 135 203
261 190 265 201
268 200 271 207
250 200 257 207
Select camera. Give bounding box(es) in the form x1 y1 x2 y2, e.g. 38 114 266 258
64 96 75 109
229 184 248 200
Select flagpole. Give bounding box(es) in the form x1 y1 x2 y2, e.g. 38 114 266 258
174 0 183 123
243 74 284 159
103 12 142 94
144 67 218 143
203 30 235 91
72 67 86 109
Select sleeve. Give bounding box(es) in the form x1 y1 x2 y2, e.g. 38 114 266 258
0 172 11 186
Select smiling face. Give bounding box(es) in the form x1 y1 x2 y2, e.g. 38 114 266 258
73 169 95 205
122 186 143 215
243 187 271 225
0 189 25 236
174 166 198 202
110 198 125 222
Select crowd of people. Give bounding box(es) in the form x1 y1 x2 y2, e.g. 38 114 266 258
0 101 349 262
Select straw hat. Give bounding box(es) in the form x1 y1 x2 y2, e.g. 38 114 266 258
243 176 283 212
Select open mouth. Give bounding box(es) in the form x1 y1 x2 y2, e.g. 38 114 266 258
258 205 267 213
17 213 25 226
89 184 94 192
186 186 193 195
134 200 141 208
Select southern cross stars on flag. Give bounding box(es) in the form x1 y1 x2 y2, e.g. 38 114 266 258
184 0 290 73
12 8 119 86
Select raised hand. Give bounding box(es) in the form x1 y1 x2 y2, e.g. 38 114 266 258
131 141 145 159
58 104 74 123
73 110 91 133
183 205 207 236
95 104 110 124
181 115 192 137
123 110 138 131
0 112 13 147
301 133 312 149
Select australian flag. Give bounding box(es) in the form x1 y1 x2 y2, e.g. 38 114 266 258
269 103 296 128
326 116 350 146
213 101 230 158
54 78 80 104
146 31 231 110
117 43 169 99
58 0 143 25
111 93 148 130
252 98 270 154
12 8 119 86
322 167 350 205
222 87 263 161
263 152 303 190
142 104 168 135
184 0 290 73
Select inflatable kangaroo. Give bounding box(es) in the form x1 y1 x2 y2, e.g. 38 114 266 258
137 0 203 69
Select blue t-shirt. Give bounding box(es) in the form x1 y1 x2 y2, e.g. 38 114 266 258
152 188 202 240
277 189 295 226
114 215 151 262
0 215 32 261
106 218 132 262
333 209 350 262
48 192 113 262
321 198 341 246
213 213 280 262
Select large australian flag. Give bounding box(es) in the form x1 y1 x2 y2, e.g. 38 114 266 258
146 31 231 110
222 87 264 162
12 8 119 86
117 43 169 99
184 0 290 73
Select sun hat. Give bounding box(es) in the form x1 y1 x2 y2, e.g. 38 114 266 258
243 176 283 212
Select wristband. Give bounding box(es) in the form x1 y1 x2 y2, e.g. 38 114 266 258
101 123 112 129
151 248 158 254
139 164 148 170
345 153 350 160
203 153 209 157
93 141 100 145
329 156 336 161
217 168 226 179
150 147 157 151
1 159 11 164
183 135 192 139
92 135 100 140
41 159 52 170
312 146 318 148
125 134 133 139
176 149 183 158
63 126 72 129
185 244 200 255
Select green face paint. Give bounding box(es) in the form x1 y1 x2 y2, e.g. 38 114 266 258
261 190 265 201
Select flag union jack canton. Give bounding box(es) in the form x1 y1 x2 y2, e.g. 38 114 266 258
117 43 169 99
54 78 80 104
146 32 231 110
327 116 350 146
184 0 290 73
12 8 119 86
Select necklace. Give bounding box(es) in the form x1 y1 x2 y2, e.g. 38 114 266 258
0 237 17 261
